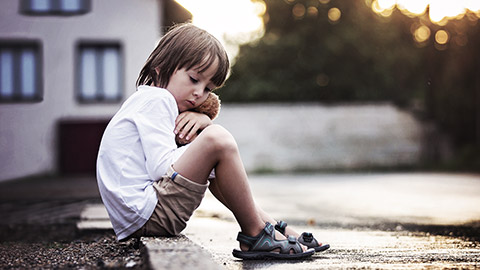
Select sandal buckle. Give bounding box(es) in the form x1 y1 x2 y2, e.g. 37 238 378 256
275 221 287 235
302 232 313 243
264 222 274 235
287 235 297 244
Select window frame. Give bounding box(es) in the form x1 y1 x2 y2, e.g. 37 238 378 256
20 0 92 16
0 40 43 103
75 41 124 104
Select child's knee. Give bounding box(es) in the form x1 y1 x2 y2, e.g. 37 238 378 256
201 125 237 153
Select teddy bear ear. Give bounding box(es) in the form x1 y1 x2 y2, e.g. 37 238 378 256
193 92 221 120
209 92 221 120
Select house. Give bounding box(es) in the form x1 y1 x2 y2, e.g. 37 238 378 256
0 0 191 182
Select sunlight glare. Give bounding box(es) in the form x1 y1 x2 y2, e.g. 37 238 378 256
429 1 466 24
174 0 266 62
466 0 480 13
396 0 428 16
376 0 395 10
371 0 480 25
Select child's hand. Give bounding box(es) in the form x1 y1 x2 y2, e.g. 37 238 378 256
175 111 212 144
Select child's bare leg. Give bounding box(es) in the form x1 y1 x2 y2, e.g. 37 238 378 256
173 125 311 253
209 182 303 239
173 125 266 237
209 182 275 224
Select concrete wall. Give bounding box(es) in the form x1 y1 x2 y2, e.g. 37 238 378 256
214 103 425 172
0 0 162 181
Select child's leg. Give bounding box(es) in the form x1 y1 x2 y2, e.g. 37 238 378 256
173 125 265 237
209 181 303 239
208 181 277 226
174 124 313 253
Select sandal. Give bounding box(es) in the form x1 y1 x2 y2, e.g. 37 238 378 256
232 222 315 260
275 220 330 252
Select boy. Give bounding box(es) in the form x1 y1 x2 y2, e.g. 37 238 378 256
97 23 325 259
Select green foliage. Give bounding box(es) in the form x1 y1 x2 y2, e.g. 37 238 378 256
219 0 426 105
218 0 480 169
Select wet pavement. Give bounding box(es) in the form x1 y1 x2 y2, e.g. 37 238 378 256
1 172 480 269
184 172 480 269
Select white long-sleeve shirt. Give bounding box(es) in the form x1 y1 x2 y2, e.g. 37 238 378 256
96 85 188 240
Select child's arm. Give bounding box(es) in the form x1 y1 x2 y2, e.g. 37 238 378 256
175 112 212 144
175 92 221 146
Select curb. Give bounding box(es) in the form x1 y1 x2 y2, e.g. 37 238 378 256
141 235 222 270
77 204 222 269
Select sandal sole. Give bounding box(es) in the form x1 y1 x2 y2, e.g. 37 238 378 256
232 248 315 260
315 244 330 252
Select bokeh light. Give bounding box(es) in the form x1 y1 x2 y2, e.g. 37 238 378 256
292 3 306 19
371 0 480 25
307 6 319 17
454 34 468 46
414 25 431 43
397 0 429 17
435 30 449 45
174 0 266 62
328 7 342 23
370 0 480 47
316 73 330 87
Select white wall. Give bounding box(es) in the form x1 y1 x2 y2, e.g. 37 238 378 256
214 103 425 172
0 0 162 181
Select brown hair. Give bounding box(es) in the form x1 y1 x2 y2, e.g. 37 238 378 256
136 23 230 89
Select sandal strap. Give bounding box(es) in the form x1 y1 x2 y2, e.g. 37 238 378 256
236 232 258 248
275 221 322 249
237 222 277 248
299 232 320 247
251 222 303 254
274 220 288 235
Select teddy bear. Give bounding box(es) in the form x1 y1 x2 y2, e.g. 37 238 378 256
175 92 221 146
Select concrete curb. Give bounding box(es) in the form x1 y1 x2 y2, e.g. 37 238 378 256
77 204 222 269
141 235 222 270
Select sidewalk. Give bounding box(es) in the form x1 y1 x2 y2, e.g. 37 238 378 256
0 174 220 269
1 172 480 269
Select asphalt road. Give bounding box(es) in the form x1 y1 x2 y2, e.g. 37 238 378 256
184 172 480 269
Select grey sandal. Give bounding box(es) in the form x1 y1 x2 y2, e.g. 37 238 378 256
275 220 330 252
232 222 315 260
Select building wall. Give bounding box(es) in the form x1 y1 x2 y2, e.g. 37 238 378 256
214 103 426 173
0 0 163 181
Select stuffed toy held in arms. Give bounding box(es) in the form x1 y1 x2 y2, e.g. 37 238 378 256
176 92 221 146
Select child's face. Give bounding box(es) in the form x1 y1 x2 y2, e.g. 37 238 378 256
165 59 218 112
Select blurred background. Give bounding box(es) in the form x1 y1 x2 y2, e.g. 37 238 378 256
1 0 479 182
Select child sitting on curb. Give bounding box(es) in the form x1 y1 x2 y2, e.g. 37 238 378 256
96 23 328 260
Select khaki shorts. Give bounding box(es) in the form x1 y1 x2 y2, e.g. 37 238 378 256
129 165 208 238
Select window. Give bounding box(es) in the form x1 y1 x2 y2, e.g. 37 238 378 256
0 42 42 102
20 0 91 15
77 43 123 102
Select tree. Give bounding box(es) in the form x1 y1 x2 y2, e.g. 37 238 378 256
218 0 480 170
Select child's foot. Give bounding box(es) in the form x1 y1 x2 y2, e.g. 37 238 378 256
239 225 309 252
275 221 330 252
233 222 315 260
